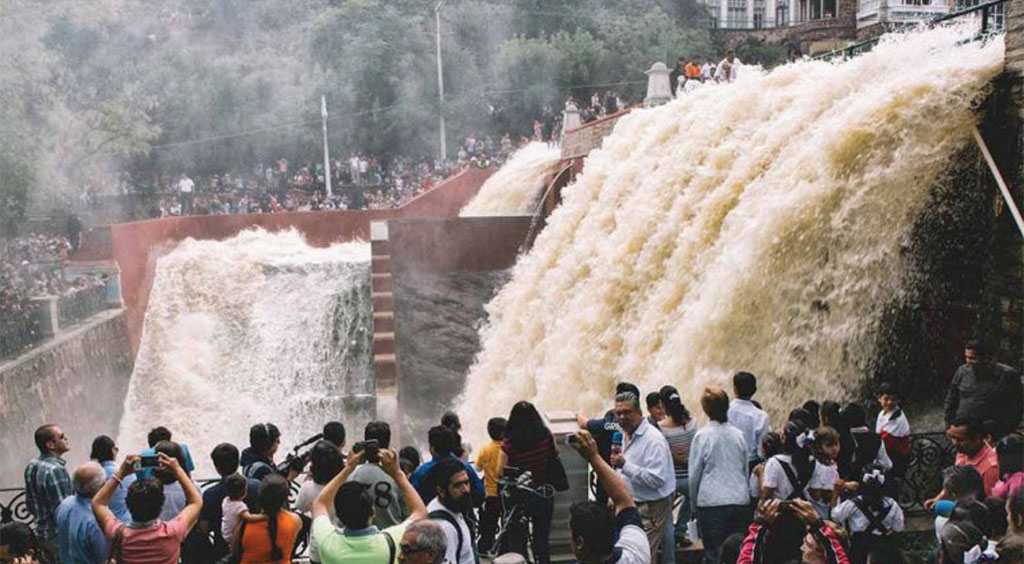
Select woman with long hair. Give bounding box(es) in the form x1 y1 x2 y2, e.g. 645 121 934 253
657 385 697 558
234 474 302 564
90 435 129 522
496 401 557 564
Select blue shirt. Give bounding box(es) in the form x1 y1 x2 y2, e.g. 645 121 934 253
101 461 131 522
410 454 484 504
24 453 74 539
55 495 110 564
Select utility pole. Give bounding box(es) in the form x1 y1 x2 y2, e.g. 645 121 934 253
435 1 447 164
321 95 332 198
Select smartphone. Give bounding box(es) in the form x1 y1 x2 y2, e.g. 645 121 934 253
564 434 580 446
140 454 160 468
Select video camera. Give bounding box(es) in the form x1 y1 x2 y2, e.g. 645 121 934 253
274 433 323 475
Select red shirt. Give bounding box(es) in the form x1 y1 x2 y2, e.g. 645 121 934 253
502 436 554 485
103 515 189 564
955 442 999 496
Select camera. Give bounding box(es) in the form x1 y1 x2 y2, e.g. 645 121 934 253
352 439 380 464
273 432 323 475
133 454 160 471
564 434 580 447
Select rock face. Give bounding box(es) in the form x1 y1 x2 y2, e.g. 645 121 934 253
0 310 134 482
394 269 510 447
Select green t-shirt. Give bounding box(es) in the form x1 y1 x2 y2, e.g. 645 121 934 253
313 515 408 564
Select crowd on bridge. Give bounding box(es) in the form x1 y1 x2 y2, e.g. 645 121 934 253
5 341 1023 564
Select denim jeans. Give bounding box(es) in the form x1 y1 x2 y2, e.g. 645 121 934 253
695 504 750 564
662 476 690 564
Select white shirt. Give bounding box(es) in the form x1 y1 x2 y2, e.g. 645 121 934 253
612 509 652 564
832 497 905 535
221 498 247 542
762 454 837 500
427 498 474 564
620 417 676 502
701 63 713 79
876 409 910 437
715 57 742 82
177 177 194 193
728 399 771 463
295 480 337 563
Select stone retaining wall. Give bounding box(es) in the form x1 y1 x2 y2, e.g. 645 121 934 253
0 310 134 482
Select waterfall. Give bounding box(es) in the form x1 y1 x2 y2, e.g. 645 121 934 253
461 142 563 216
459 26 1005 440
117 229 372 476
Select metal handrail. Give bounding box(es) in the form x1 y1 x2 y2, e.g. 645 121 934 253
815 0 1008 60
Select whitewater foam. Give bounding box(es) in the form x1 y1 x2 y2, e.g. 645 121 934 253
117 229 372 475
460 26 1005 443
461 142 563 216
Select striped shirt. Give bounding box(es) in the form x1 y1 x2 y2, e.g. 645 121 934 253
24 453 74 539
502 435 555 485
660 421 697 479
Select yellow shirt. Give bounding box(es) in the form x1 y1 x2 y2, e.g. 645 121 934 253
475 440 503 497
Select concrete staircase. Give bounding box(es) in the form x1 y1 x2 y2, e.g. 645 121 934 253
370 222 397 422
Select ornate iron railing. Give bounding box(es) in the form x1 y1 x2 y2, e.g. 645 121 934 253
2 478 310 558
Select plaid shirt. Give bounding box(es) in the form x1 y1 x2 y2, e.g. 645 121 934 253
24 453 73 539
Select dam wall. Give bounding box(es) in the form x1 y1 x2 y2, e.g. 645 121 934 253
387 216 533 445
79 168 494 353
0 310 134 481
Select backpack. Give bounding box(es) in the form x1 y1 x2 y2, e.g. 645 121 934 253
429 509 479 564
851 431 882 477
242 461 273 481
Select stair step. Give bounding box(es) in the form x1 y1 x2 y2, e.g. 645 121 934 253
372 255 391 274
375 354 396 389
372 272 392 293
372 292 393 311
373 332 395 355
373 312 394 333
371 240 390 254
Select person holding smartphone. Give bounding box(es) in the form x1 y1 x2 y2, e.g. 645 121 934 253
92 453 203 564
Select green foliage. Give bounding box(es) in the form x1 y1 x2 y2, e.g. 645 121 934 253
0 0 718 222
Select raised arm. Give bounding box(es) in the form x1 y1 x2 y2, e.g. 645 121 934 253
93 455 139 536
380 449 427 520
569 431 635 514
161 453 203 531
313 450 363 519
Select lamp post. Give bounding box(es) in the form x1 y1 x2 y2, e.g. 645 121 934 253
321 95 333 197
435 1 448 165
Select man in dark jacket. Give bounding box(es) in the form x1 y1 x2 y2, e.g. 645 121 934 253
944 341 1023 439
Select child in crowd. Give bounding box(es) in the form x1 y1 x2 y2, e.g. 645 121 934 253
875 383 911 480
810 426 842 518
750 432 783 504
475 417 506 555
221 474 266 544
994 435 1024 501
832 467 904 564
646 392 665 427
762 420 836 506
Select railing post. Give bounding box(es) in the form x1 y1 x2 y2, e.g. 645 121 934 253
982 4 989 32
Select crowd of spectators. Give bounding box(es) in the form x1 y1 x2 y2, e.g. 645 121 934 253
0 234 106 356
8 340 1023 564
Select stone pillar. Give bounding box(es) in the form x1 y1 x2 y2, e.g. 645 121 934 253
768 0 777 26
562 101 582 134
721 0 730 26
644 62 672 107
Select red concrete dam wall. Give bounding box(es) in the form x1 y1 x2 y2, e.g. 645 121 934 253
99 168 494 353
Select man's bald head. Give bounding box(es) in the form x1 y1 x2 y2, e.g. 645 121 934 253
73 462 105 498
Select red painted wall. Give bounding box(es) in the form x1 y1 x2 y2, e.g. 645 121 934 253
107 168 493 353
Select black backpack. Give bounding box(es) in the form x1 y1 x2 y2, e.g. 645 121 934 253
429 509 479 564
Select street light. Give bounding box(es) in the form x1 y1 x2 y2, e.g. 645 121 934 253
435 1 448 164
